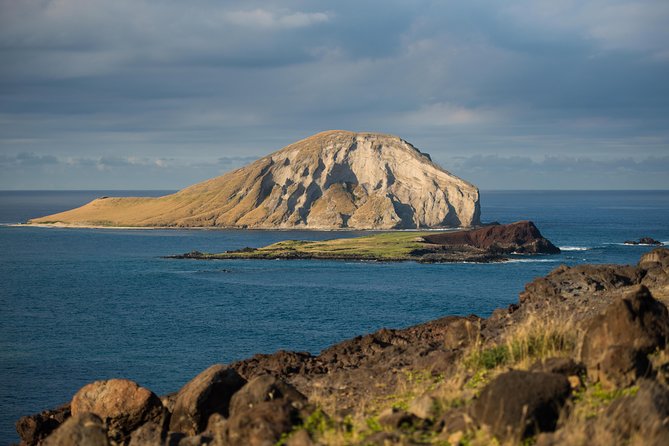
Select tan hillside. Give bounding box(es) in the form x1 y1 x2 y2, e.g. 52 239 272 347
29 130 481 229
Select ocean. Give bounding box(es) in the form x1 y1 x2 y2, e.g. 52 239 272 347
1 190 668 444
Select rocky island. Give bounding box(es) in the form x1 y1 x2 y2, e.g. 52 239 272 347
27 131 480 230
16 248 669 446
169 221 560 263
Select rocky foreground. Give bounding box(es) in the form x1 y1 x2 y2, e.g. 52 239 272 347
16 249 669 446
28 131 480 230
171 221 560 263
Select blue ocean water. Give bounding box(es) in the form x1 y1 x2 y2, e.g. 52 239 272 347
1 190 668 444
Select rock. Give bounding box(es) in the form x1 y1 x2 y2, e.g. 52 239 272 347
624 237 664 246
29 130 480 230
437 409 473 435
603 379 669 446
581 285 669 387
284 429 314 446
128 422 164 446
220 399 303 446
177 434 213 446
530 357 586 378
71 378 163 443
471 370 571 440
15 404 70 446
422 221 560 254
408 394 438 419
169 364 246 435
229 375 307 416
378 407 421 429
599 345 652 387
42 413 109 446
232 351 315 380
440 317 481 350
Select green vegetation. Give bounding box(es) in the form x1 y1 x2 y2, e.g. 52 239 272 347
204 231 433 261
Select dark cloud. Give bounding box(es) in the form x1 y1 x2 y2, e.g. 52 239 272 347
0 0 667 189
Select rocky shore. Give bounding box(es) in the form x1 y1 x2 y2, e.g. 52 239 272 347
169 221 560 263
16 248 669 446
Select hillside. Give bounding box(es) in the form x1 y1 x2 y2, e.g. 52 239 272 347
28 131 480 230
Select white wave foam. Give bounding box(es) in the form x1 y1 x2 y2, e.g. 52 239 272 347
559 246 590 251
505 258 559 263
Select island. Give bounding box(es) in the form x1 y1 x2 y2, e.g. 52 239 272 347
27 131 480 231
168 220 560 263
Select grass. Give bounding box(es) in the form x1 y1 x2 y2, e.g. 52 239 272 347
208 231 433 261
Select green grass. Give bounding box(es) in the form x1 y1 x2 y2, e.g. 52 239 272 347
209 231 433 261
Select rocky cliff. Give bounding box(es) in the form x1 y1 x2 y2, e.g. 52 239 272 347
28 131 480 230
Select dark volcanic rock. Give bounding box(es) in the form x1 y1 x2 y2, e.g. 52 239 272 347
42 413 109 446
217 399 304 446
423 220 560 254
232 351 316 380
229 375 307 416
604 379 669 445
71 378 164 444
169 364 246 435
624 237 664 246
378 408 422 430
471 370 571 440
128 422 164 446
581 285 669 387
15 404 71 446
530 357 586 378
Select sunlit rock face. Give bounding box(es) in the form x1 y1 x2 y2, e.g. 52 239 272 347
30 130 481 230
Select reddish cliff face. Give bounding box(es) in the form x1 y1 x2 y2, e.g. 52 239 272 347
422 220 561 254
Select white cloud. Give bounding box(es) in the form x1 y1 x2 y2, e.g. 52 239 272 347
224 9 330 29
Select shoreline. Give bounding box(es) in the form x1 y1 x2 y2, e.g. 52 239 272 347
9 222 467 232
16 247 669 445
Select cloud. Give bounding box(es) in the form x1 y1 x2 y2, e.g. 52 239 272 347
224 9 330 29
0 152 59 166
446 154 669 173
0 1 667 189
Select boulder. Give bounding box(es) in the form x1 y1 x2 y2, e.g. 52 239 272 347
471 370 571 440
604 379 669 446
169 364 246 435
128 422 164 446
229 375 306 416
378 407 421 430
217 399 303 446
581 285 669 386
408 394 439 419
42 413 109 446
71 379 163 443
15 404 70 446
530 357 586 377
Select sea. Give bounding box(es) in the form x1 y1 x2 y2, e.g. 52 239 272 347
1 190 668 444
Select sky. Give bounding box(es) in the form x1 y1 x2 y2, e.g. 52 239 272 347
1 0 668 190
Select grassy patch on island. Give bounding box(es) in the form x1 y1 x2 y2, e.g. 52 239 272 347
205 231 433 261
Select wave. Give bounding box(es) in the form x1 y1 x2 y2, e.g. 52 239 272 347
505 258 559 263
559 246 591 251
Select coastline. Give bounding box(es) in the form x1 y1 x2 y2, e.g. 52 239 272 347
11 222 466 232
17 248 669 445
